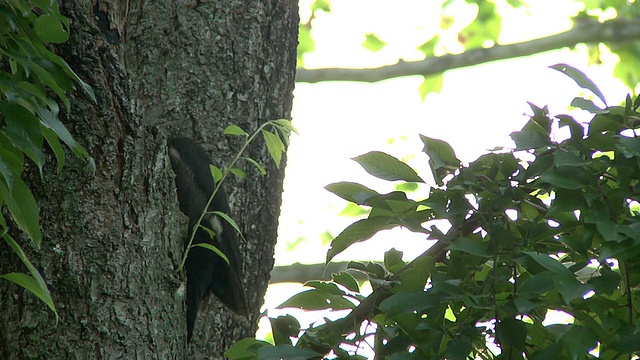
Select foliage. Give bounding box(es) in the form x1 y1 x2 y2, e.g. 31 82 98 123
298 0 640 93
228 66 640 358
176 119 294 272
0 0 95 320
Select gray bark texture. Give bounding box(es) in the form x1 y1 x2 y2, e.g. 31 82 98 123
0 0 298 358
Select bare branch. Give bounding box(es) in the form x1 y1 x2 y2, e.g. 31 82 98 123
296 18 640 83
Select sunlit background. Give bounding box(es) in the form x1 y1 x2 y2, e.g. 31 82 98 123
259 0 632 348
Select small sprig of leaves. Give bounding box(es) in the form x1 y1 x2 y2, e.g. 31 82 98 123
175 119 296 272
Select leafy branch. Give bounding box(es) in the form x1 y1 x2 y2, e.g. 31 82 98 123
296 18 640 84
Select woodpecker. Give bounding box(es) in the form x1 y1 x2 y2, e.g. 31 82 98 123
167 137 248 341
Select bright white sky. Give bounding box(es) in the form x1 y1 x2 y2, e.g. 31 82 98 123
259 0 631 343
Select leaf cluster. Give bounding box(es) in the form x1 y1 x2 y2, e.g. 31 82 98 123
228 66 640 359
0 0 95 321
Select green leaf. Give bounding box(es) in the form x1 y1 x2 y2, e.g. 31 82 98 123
418 74 443 100
326 216 396 263
191 242 229 264
419 135 460 186
210 164 223 184
384 248 405 274
553 274 592 304
2 233 57 321
224 337 271 359
277 289 355 311
496 318 527 351
445 334 472 360
33 14 69 43
262 130 285 169
417 35 438 57
38 107 94 168
210 210 245 241
0 103 45 175
331 272 359 293
271 119 298 134
258 345 321 360
352 151 423 182
521 251 573 277
362 33 386 52
570 97 606 114
297 23 315 66
325 182 379 205
538 167 585 190
553 151 588 167
224 125 248 136
0 177 41 246
41 125 65 173
230 167 246 180
268 315 300 346
0 147 23 189
311 0 331 12
448 236 491 258
241 157 267 176
549 63 607 106
510 131 550 150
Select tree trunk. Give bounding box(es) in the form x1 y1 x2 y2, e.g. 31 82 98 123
0 0 297 358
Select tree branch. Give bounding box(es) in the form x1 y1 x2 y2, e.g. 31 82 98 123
296 18 640 83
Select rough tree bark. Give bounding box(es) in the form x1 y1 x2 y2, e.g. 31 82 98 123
0 0 298 358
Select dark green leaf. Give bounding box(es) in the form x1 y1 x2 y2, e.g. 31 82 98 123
268 315 300 346
331 272 359 293
496 318 527 351
0 177 41 245
448 236 490 258
34 14 69 43
570 97 606 113
550 63 606 106
325 182 379 205
419 134 460 185
352 151 423 182
522 252 573 277
224 337 271 359
258 345 321 360
2 234 57 320
277 289 355 311
326 216 396 263
384 248 405 274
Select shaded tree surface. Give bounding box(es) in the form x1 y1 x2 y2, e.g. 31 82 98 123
0 0 298 358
